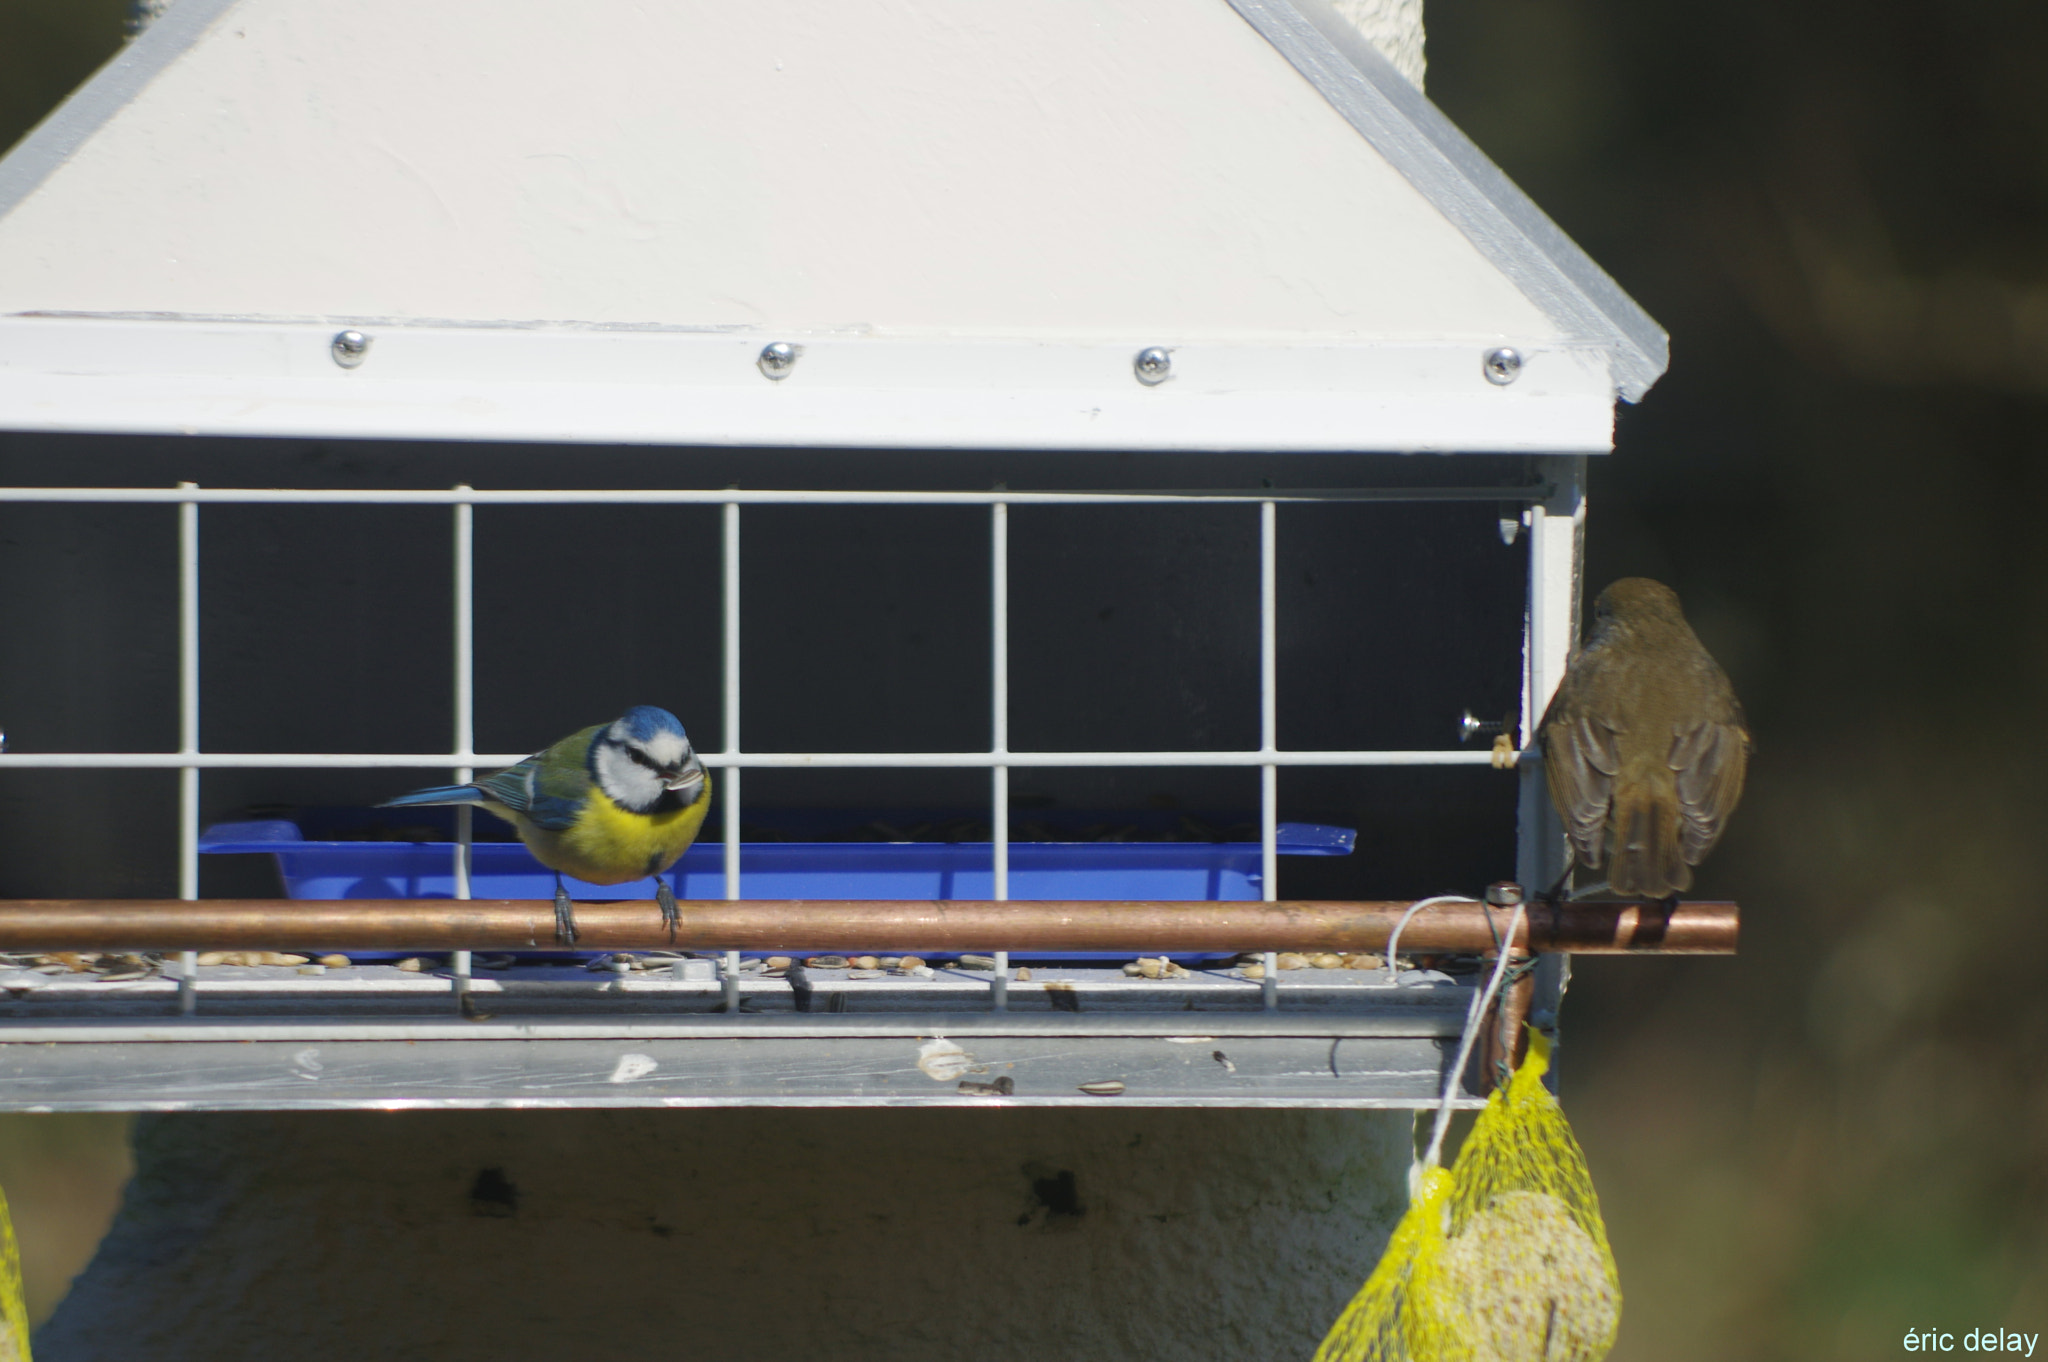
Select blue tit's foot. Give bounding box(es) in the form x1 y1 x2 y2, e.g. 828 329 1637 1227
656 880 680 940
553 883 579 947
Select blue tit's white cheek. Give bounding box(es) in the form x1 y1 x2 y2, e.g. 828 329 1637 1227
592 741 665 812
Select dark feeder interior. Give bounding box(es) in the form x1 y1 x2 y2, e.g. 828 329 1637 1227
0 437 1535 917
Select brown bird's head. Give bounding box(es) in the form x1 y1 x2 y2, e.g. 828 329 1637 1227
1590 577 1687 636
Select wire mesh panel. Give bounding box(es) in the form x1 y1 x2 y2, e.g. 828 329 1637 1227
0 468 1597 1108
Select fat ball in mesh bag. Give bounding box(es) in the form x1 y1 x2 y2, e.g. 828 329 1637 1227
1314 1028 1620 1362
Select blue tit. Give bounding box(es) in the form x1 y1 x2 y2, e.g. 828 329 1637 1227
380 705 712 945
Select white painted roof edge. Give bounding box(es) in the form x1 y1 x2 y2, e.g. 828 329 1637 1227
0 317 1617 452
1229 0 1669 402
0 0 241 222
0 0 1658 443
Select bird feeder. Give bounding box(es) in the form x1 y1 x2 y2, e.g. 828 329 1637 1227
0 0 1711 1114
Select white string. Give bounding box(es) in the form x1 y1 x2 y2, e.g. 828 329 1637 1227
1422 901 1528 1174
1382 894 1480 987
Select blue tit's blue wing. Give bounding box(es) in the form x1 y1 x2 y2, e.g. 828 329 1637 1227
378 784 487 810
476 725 603 832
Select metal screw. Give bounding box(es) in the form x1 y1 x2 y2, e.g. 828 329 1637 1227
330 330 369 369
1483 347 1522 385
1133 347 1172 386
1499 505 1531 546
1484 881 1526 908
1458 709 1509 743
757 342 799 380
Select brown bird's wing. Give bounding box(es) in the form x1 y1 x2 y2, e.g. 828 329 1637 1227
1543 710 1621 870
1668 715 1750 866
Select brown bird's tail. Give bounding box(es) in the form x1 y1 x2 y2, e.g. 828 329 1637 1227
1608 792 1692 899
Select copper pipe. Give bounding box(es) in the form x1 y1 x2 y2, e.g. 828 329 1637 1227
1479 952 1537 1094
0 898 1737 954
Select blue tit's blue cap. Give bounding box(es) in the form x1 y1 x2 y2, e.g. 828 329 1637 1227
617 705 686 741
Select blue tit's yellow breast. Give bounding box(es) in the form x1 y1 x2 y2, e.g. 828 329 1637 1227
517 775 712 886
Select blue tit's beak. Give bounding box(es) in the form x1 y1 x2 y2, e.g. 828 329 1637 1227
664 757 706 801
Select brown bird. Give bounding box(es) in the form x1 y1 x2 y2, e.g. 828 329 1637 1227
1539 578 1751 900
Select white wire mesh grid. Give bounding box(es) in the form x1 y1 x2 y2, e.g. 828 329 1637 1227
0 482 1559 1016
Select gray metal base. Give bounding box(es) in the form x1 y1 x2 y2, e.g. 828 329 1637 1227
0 961 1483 1110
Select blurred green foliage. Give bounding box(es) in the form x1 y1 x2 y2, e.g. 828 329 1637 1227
0 0 130 157
1429 2 2048 1359
0 1115 131 1326
1 0 148 1334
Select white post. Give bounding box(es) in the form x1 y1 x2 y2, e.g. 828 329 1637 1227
721 501 742 1013
451 489 474 1007
1260 500 1279 1011
990 501 1009 1011
177 484 199 1015
1517 454 1587 1027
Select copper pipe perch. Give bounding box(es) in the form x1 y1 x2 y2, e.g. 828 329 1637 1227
0 898 1737 954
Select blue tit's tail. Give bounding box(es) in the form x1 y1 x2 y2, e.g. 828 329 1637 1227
378 784 486 809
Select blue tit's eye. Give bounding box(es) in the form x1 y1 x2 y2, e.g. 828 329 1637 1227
625 746 658 770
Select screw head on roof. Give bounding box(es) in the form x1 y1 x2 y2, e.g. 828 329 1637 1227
1484 881 1526 908
757 342 799 380
1483 347 1522 385
330 330 370 369
1133 347 1173 386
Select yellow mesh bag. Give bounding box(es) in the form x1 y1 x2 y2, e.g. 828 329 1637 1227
1311 1164 1458 1362
0 1185 28 1361
1314 1029 1620 1362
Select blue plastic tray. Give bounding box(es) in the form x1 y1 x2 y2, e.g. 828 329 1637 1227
198 810 1354 960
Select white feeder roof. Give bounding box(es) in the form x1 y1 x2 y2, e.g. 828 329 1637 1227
0 0 1665 452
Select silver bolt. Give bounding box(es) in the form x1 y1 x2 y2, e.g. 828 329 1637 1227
1133 347 1172 386
1484 880 1526 908
1458 709 1509 743
1483 347 1522 385
757 342 799 380
330 330 370 369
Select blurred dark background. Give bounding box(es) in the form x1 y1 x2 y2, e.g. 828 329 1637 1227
3 0 2045 1353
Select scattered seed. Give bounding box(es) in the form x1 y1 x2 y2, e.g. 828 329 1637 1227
1276 953 1310 971
296 965 326 975
1077 1080 1126 1097
896 956 925 972
1342 953 1384 970
957 954 996 970
395 957 429 972
318 954 353 969
806 955 850 969
1309 952 1344 970
852 955 880 971
958 1077 1015 1097
1014 967 1033 981
1239 963 1266 979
